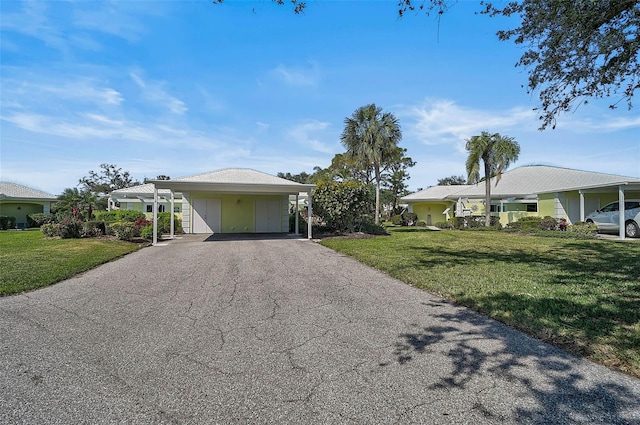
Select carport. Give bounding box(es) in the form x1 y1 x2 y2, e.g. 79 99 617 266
574 181 640 239
149 169 315 244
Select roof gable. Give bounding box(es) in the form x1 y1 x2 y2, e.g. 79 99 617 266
173 168 309 186
111 183 174 196
0 182 57 200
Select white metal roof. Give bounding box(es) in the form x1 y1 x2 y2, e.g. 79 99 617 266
151 168 315 194
111 183 175 196
174 168 308 185
0 182 57 200
402 184 472 201
402 165 640 202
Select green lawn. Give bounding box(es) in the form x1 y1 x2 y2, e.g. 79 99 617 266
320 228 640 378
0 230 142 296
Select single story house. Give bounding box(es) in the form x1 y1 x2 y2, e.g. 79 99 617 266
149 168 315 243
401 165 640 238
0 182 57 229
108 183 183 218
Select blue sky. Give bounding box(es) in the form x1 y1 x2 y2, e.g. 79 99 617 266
1 0 639 195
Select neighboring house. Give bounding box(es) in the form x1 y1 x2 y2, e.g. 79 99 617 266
109 183 183 219
149 169 315 241
0 182 57 228
402 165 640 236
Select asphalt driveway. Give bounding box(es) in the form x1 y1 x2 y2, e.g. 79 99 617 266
1 235 639 424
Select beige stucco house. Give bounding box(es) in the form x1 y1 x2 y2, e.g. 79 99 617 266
402 165 640 238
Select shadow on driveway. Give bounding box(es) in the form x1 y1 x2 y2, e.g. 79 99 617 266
203 233 306 242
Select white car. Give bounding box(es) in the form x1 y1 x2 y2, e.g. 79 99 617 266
585 200 640 238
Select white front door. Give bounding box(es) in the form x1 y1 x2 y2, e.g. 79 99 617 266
192 198 221 233
255 199 282 233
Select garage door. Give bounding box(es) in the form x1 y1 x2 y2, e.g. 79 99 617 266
255 199 282 233
193 198 221 233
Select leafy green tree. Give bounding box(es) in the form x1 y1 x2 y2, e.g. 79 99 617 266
79 164 141 197
55 188 99 221
144 175 171 183
276 171 313 184
79 164 141 211
383 147 416 216
340 104 402 224
309 153 372 184
483 0 640 129
437 175 467 186
465 131 520 227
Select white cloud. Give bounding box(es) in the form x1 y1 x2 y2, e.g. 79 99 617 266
130 71 187 115
286 120 337 154
270 62 320 87
402 99 538 150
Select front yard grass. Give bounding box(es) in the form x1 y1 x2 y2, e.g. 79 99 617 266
0 230 142 296
320 228 640 378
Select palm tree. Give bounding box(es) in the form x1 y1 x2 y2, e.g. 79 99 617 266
465 131 521 227
56 188 98 221
341 104 402 224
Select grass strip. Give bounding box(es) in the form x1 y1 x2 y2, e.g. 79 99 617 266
0 230 142 296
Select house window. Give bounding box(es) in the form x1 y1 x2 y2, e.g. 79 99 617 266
489 204 501 213
146 205 166 213
526 203 538 212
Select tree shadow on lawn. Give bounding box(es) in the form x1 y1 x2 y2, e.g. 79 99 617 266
390 308 640 424
403 241 640 378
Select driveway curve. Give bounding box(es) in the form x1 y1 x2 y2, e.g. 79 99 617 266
1 235 639 424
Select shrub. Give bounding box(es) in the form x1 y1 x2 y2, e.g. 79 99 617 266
140 225 156 240
312 181 374 233
452 216 500 230
27 213 56 228
82 221 105 238
416 220 427 227
539 216 559 231
390 214 404 225
390 212 419 226
134 217 152 231
95 210 145 223
157 213 182 234
41 223 60 237
508 216 543 232
357 220 388 235
434 221 453 229
108 222 138 241
567 221 598 238
402 212 418 226
0 216 16 230
58 218 83 239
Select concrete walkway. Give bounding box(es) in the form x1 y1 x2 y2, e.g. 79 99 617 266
1 235 639 424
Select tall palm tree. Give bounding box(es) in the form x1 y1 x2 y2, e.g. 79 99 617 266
341 104 402 224
465 132 521 227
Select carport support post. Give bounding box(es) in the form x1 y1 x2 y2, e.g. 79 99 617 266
307 189 313 240
170 191 175 239
619 185 625 240
152 185 158 245
295 193 300 235
579 190 585 222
